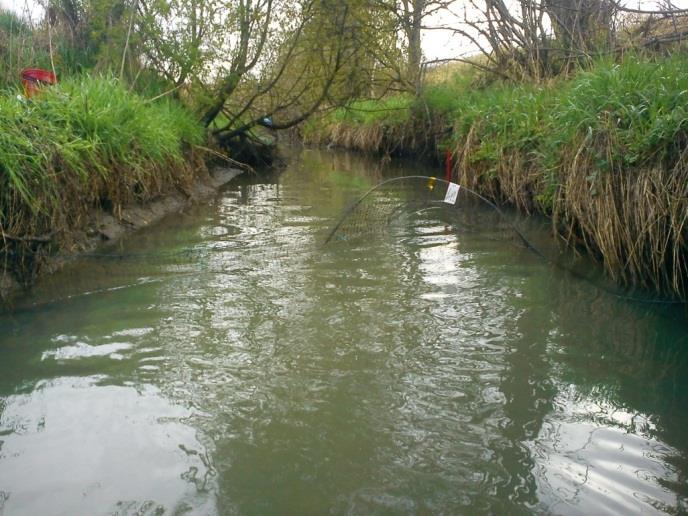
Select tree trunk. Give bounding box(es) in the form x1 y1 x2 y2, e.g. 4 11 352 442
544 0 613 51
405 0 424 95
200 71 242 127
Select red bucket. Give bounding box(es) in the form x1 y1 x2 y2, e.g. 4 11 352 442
21 68 57 98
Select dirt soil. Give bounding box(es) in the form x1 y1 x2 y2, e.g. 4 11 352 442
0 167 243 305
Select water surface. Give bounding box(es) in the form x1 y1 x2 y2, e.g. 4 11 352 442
0 149 687 515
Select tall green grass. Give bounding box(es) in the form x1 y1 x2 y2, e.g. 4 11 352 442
550 56 688 168
306 54 688 298
445 55 688 207
0 75 204 281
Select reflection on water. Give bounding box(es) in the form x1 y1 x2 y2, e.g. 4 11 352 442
0 148 687 514
0 377 215 515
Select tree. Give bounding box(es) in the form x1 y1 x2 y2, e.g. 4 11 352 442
544 0 615 52
133 0 403 147
374 0 453 94
449 0 608 80
136 0 213 88
40 0 422 146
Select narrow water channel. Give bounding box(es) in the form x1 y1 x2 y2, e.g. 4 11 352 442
0 148 687 515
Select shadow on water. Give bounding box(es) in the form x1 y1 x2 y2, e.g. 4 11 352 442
0 147 687 515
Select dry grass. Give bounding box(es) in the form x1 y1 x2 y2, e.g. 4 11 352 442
553 143 688 296
308 55 688 300
451 129 688 298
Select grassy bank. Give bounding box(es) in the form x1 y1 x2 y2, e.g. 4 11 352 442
0 75 205 284
306 56 688 299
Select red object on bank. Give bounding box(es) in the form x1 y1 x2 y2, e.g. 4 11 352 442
444 149 453 182
21 68 57 98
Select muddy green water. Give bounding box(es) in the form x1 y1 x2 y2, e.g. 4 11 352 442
1 149 687 515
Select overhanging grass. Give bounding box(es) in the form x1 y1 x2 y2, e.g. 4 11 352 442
455 55 688 297
305 54 688 298
0 74 204 282
449 55 688 205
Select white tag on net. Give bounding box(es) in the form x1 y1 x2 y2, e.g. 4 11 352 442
443 182 460 205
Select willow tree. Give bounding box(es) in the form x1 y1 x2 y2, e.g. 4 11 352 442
544 0 615 51
427 1 688 83
451 0 668 80
207 0 352 136
135 0 401 143
203 0 408 137
136 0 214 88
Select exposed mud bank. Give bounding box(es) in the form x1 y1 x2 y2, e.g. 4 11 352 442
0 167 243 306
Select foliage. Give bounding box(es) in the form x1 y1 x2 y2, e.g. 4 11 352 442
330 96 414 125
0 9 49 88
196 0 405 136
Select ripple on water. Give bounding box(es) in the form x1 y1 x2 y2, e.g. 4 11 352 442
531 388 683 515
0 376 215 515
42 341 133 361
1 150 687 515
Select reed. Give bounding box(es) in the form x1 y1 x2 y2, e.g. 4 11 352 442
0 9 57 90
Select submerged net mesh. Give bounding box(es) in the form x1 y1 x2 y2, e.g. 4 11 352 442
323 175 682 305
323 175 536 253
9 175 682 310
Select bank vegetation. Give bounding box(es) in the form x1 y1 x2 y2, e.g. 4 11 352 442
2 0 688 302
0 75 204 285
304 2 688 301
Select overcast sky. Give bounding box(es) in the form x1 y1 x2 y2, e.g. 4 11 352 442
3 0 688 61
422 0 688 60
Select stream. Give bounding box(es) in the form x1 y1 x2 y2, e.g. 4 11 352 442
0 148 686 515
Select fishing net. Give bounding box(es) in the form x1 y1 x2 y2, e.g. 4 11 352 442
323 175 537 253
322 175 682 306
7 175 682 310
